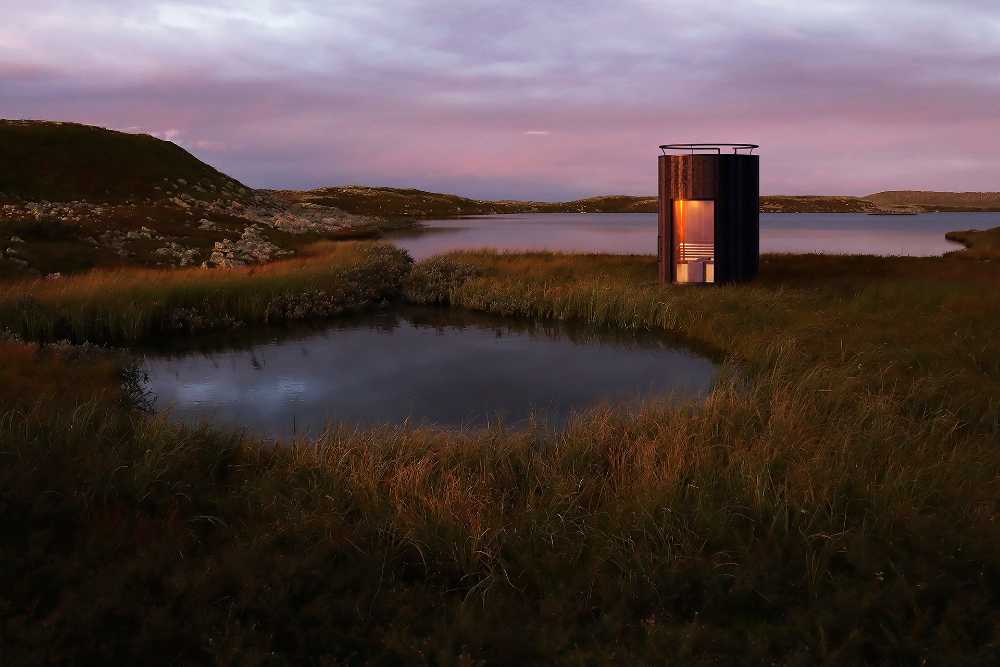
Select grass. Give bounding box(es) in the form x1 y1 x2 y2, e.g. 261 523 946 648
0 241 411 343
945 225 1000 259
1 243 999 663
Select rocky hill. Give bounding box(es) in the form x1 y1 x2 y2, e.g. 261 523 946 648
866 191 1000 212
0 121 373 279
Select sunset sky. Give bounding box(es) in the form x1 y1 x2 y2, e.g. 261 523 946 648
4 1 999 199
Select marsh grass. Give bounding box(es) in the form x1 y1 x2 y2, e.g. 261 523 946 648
1 249 999 663
0 241 411 343
946 225 1000 260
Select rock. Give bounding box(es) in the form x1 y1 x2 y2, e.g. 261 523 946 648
154 242 201 267
9 236 24 243
202 225 292 268
125 226 160 240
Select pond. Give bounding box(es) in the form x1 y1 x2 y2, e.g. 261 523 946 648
141 306 718 439
385 212 1000 260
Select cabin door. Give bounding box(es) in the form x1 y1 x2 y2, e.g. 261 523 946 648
672 200 715 284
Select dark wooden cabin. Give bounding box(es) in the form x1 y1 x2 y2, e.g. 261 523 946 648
657 144 759 285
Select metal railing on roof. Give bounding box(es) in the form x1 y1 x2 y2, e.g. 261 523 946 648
659 143 759 155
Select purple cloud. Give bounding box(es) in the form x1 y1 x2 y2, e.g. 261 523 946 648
2 0 999 198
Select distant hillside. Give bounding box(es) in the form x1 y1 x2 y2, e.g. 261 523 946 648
0 120 252 203
272 186 522 217
760 195 876 213
278 186 891 217
866 191 1000 212
270 186 659 217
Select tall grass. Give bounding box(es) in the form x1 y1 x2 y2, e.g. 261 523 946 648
0 241 411 344
2 346 997 663
1 249 998 663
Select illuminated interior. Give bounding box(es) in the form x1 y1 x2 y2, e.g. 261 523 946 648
672 200 715 284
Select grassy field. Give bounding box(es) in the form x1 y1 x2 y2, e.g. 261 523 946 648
945 226 1000 259
1 240 998 664
0 241 411 343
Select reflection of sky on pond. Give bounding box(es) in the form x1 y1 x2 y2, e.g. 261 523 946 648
142 307 718 439
386 212 1000 260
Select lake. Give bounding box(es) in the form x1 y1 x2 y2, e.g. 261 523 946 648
142 306 717 439
385 212 999 260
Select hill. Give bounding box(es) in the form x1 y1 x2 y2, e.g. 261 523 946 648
270 186 660 217
0 121 373 279
760 195 876 213
866 191 1000 212
0 120 252 203
278 186 888 217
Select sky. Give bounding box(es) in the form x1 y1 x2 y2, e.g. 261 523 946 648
3 0 999 199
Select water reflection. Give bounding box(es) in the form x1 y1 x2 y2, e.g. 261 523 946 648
142 306 718 438
385 212 999 260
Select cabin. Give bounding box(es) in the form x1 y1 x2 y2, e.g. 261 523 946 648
657 143 760 285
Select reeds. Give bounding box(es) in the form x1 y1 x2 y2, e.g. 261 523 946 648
1 249 998 663
0 241 412 343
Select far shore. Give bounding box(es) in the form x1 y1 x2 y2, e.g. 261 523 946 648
276 185 1000 219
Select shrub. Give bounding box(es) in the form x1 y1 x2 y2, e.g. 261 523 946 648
403 255 483 304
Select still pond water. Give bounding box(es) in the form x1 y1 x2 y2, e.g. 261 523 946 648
385 212 999 260
143 306 717 439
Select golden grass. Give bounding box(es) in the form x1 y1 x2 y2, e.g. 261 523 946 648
0 241 411 343
0 340 122 406
945 225 1000 259
1 249 998 663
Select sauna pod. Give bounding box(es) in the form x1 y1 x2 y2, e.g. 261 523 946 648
657 143 759 285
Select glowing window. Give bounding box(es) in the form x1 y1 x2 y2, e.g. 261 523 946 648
673 200 715 284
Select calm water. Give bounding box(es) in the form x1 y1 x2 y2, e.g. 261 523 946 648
385 212 999 260
142 306 717 438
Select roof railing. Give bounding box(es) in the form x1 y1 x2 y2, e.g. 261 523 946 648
659 143 759 155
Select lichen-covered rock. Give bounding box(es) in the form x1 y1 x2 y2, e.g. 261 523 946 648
153 242 201 266
202 225 292 268
125 226 161 240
